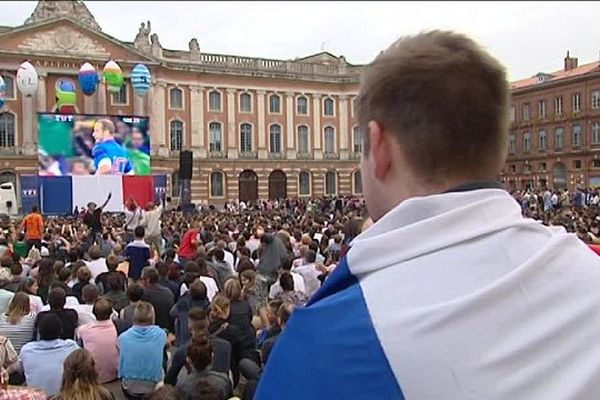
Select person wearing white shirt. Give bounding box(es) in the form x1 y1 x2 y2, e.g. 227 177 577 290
180 275 219 302
269 259 306 300
85 246 107 279
292 250 321 298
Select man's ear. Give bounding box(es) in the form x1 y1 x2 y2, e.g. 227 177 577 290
367 121 393 181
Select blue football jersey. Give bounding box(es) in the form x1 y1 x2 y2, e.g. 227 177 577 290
92 139 133 175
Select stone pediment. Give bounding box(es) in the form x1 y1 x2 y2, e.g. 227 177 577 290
17 25 110 57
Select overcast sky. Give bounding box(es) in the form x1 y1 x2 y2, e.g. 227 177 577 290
2 1 600 81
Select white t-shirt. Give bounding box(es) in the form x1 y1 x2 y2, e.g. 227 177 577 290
86 258 108 279
269 271 306 299
180 276 219 302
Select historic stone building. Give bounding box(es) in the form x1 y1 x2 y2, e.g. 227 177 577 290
503 52 600 192
0 0 364 206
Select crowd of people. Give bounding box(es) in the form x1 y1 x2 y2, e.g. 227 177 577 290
0 194 367 399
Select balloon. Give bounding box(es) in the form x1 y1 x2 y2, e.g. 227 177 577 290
16 61 38 97
78 62 98 96
103 60 123 93
131 64 151 97
55 79 77 114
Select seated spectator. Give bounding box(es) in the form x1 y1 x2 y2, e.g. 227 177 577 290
50 348 114 400
12 233 28 260
103 273 129 313
21 314 79 396
71 284 100 326
119 283 144 326
39 282 80 312
35 287 78 340
157 262 180 301
256 299 282 348
0 292 36 353
268 258 306 300
240 269 258 315
35 258 55 304
222 278 255 346
86 245 108 280
170 280 209 347
274 273 307 306
76 298 119 384
71 266 93 304
176 332 233 400
179 261 219 302
118 302 167 398
0 268 14 315
165 308 231 386
291 249 321 298
0 335 19 383
95 255 127 295
147 385 181 400
207 249 233 289
140 267 174 332
5 263 24 293
17 277 44 314
261 302 294 366
124 226 151 283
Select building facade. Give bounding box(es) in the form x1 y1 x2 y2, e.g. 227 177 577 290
0 1 365 207
503 52 600 192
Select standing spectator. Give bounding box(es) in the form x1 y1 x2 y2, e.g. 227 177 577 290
75 298 119 384
21 314 79 397
142 199 164 256
0 292 36 353
255 234 288 323
178 224 200 266
82 193 112 246
140 267 174 332
124 226 151 283
118 302 167 398
51 349 114 400
21 206 44 251
35 287 78 340
124 198 143 244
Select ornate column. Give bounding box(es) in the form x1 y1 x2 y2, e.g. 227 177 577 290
150 81 168 156
21 85 35 155
339 95 349 160
286 92 295 159
97 81 107 114
36 73 47 113
257 90 267 159
312 94 322 159
133 92 144 116
226 89 238 159
190 85 206 157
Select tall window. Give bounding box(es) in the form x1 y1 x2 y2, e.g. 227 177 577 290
297 96 308 115
538 129 547 150
0 75 14 99
523 103 530 121
112 84 128 105
210 171 224 197
0 113 15 148
323 97 335 116
169 87 183 109
353 171 363 194
325 171 337 195
353 126 363 153
555 127 564 149
508 133 516 154
269 124 282 154
523 132 531 152
209 91 222 111
324 126 335 153
299 171 311 196
593 122 600 144
510 105 516 123
297 125 309 153
170 120 183 151
209 122 222 152
538 100 546 118
240 92 252 113
572 93 581 112
240 123 253 152
592 90 600 109
269 94 281 114
554 96 563 115
572 123 582 146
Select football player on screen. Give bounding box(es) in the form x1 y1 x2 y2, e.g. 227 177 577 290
92 119 134 175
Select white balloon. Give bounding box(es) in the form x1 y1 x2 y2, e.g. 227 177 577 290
16 61 38 97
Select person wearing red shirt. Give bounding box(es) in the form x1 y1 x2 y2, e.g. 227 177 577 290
179 224 200 265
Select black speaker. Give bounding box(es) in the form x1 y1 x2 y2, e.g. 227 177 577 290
179 151 193 179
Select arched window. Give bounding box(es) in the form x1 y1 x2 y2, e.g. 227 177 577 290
555 127 564 149
240 92 252 113
269 94 281 114
0 75 15 99
297 96 308 115
297 125 309 154
240 123 253 152
323 97 335 116
208 90 221 111
324 126 335 154
209 122 223 152
171 171 181 197
353 126 363 153
170 120 183 151
353 170 362 194
325 171 337 195
169 87 183 109
0 113 15 148
269 124 282 154
299 171 311 196
210 171 225 197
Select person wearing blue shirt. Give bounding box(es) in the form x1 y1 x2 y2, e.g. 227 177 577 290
92 119 133 175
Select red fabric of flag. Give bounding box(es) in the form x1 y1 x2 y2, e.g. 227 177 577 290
122 176 155 209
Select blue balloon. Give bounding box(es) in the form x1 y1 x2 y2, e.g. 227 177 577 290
131 64 151 97
78 62 98 96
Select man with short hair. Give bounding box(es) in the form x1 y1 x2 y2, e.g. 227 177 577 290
140 267 174 332
268 258 305 300
75 298 119 384
142 198 165 255
35 287 78 340
83 192 112 246
170 280 209 347
21 206 43 251
125 226 152 282
257 31 600 399
21 314 79 396
92 118 133 175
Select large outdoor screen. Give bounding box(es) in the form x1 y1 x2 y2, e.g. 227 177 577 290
37 113 151 176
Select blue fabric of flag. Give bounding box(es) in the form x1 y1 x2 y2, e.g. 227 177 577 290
19 175 39 214
40 176 72 215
